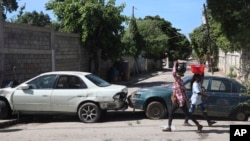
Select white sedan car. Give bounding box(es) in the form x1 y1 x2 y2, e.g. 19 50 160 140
0 71 128 123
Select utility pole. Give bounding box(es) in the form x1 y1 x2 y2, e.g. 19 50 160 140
131 6 139 75
0 1 4 84
132 6 136 18
203 3 214 74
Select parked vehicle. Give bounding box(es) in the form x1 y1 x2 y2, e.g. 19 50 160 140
128 75 250 121
0 71 128 123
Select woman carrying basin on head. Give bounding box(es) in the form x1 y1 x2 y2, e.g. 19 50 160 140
162 59 203 133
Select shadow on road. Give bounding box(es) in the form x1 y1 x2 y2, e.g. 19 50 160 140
16 110 233 124
100 110 147 122
16 110 147 124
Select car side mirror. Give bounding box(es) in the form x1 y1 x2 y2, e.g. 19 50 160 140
18 84 30 90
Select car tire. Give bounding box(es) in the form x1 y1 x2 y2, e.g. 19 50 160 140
78 102 101 123
0 100 10 119
145 101 167 119
235 111 247 121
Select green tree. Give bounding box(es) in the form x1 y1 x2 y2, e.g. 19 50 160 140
123 15 192 63
207 0 250 51
138 16 191 61
136 17 169 59
122 14 145 74
15 10 51 27
128 16 145 58
0 0 18 20
189 26 208 63
46 0 127 75
168 33 191 61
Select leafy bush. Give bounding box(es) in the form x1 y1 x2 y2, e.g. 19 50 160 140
227 66 236 78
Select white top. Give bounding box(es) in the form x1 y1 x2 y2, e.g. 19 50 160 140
191 81 202 105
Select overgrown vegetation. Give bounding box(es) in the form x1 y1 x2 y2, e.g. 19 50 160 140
227 66 236 78
241 78 250 96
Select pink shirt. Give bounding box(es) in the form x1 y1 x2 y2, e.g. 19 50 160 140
172 67 188 107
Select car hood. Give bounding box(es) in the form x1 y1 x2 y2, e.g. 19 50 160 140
106 84 126 89
137 85 172 95
102 84 128 94
0 87 15 97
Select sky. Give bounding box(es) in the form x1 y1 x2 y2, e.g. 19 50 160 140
7 0 207 38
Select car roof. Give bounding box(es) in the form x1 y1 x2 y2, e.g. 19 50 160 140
39 71 92 76
184 74 234 80
183 74 243 84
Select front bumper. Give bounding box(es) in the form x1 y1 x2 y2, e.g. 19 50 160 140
127 95 144 110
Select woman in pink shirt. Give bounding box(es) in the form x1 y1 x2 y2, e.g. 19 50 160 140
162 60 203 133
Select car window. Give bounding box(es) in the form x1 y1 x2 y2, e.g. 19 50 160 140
223 80 232 92
184 77 209 91
85 74 110 87
184 80 191 90
202 78 209 90
210 78 232 93
56 75 87 89
27 75 57 89
211 79 223 91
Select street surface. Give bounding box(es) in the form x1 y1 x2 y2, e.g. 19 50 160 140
0 67 249 141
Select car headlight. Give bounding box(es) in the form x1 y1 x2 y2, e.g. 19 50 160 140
130 91 141 98
132 94 141 98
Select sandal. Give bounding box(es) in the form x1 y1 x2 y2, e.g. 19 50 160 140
208 121 217 127
162 127 172 132
183 122 192 126
197 125 203 133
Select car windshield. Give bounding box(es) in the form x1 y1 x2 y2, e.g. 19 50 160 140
85 74 111 87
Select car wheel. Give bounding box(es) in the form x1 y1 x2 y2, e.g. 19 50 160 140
235 111 247 121
78 102 101 123
0 100 11 119
145 101 167 119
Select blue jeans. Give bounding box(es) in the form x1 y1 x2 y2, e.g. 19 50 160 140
185 103 211 124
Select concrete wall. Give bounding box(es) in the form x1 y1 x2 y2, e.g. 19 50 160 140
54 32 81 71
218 49 241 75
218 48 250 81
0 21 86 84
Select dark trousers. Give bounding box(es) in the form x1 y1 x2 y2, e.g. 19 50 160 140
168 102 199 126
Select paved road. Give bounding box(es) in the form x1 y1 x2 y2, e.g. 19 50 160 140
0 114 248 141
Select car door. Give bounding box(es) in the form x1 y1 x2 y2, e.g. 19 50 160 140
205 77 240 117
51 75 89 112
12 75 57 111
